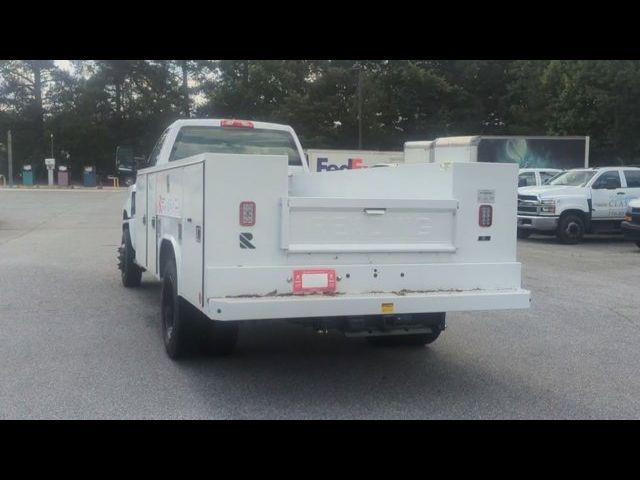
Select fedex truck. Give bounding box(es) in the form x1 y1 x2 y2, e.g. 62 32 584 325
306 149 404 173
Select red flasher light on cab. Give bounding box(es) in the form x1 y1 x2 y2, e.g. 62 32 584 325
221 119 254 128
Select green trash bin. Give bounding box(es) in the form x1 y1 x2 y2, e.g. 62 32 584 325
23 165 33 186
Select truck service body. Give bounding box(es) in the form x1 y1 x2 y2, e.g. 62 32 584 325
120 119 530 358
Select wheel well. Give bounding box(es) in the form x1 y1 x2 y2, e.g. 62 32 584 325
560 209 587 221
159 240 175 279
560 209 590 228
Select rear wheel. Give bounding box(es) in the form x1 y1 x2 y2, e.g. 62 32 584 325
161 257 199 359
557 213 585 244
119 228 142 287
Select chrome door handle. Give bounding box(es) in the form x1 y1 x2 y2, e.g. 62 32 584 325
364 208 386 215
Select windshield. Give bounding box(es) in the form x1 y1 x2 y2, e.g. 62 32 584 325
169 126 302 166
547 170 595 187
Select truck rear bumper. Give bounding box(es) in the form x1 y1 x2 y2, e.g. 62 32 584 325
517 215 559 231
207 288 531 321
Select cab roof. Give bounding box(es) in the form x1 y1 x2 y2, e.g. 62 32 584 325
168 118 295 133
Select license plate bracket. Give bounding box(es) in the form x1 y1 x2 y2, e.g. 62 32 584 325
292 269 336 294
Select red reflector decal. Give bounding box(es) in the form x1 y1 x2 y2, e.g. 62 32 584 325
292 269 336 294
221 119 254 128
239 201 256 226
479 205 493 227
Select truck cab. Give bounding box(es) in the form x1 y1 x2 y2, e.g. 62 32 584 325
517 166 640 243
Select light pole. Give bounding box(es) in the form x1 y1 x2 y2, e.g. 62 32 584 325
50 133 54 158
7 130 12 187
357 65 363 150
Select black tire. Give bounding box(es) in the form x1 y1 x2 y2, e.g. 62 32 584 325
557 213 585 244
119 228 142 287
161 257 199 359
201 320 239 356
517 229 532 239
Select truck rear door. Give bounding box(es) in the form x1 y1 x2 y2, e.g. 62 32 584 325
147 172 158 273
180 162 205 308
623 169 640 205
134 174 148 268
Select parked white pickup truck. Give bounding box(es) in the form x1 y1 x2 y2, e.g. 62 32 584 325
118 119 530 359
517 166 640 243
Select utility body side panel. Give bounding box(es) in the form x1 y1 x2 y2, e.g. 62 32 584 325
134 175 148 268
179 163 204 308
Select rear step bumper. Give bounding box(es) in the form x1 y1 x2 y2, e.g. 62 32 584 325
207 288 531 321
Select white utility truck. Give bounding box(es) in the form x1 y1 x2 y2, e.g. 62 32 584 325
517 167 640 243
118 119 530 359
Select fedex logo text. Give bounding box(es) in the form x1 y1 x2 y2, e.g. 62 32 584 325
316 157 368 172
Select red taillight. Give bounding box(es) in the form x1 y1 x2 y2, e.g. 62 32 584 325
221 119 254 128
239 201 256 226
479 205 493 227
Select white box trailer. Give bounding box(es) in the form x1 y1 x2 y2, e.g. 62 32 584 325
306 149 404 172
404 141 435 164
404 136 590 168
119 119 530 359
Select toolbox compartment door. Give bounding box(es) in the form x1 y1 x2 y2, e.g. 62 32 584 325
281 197 458 253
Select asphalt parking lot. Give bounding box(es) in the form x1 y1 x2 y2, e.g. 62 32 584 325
0 188 639 419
